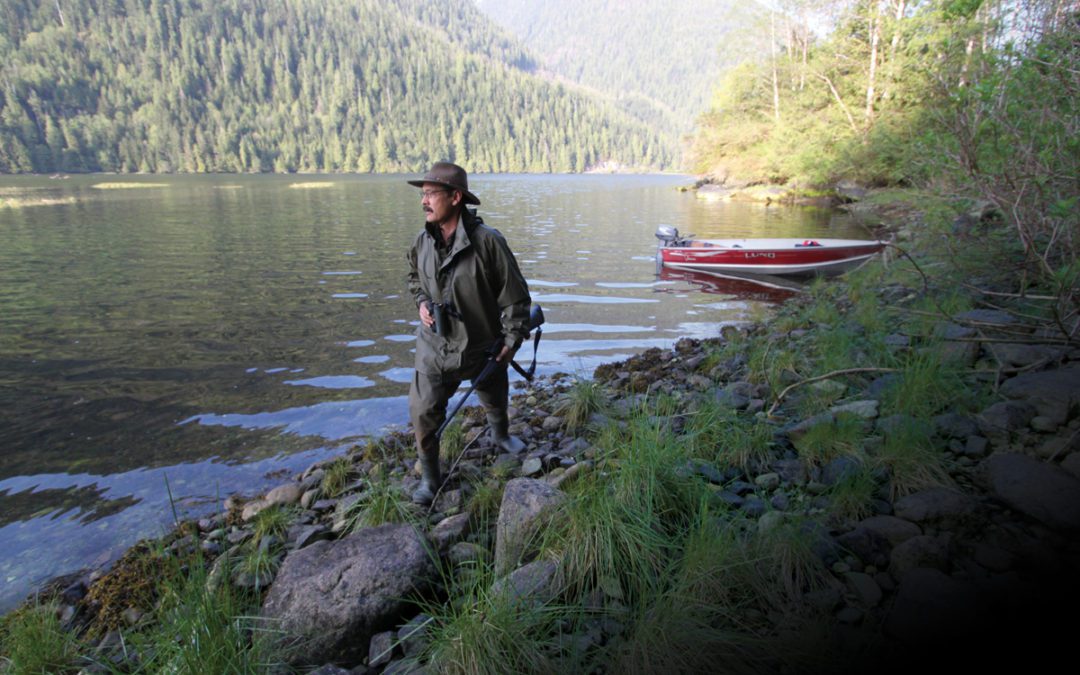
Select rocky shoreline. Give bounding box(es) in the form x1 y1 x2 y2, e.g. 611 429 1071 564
11 192 1080 672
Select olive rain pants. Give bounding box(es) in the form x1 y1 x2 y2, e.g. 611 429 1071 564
408 359 509 441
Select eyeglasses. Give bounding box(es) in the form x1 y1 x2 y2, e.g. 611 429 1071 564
421 189 451 199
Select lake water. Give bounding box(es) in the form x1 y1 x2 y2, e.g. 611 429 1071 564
0 173 871 611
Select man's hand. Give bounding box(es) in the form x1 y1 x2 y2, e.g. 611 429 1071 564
495 344 518 363
419 302 435 328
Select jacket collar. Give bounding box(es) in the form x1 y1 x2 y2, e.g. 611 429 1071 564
425 209 482 270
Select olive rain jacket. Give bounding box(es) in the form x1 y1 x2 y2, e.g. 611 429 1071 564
407 208 532 376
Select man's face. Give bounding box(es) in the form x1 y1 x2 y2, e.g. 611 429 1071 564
421 182 460 226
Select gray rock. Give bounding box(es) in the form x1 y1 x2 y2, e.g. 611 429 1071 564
884 333 911 348
520 457 543 477
963 435 989 458
548 461 591 490
934 412 979 439
241 498 272 522
845 571 883 606
428 513 471 554
785 412 834 446
1031 416 1059 432
999 365 1080 426
875 413 917 437
686 460 724 484
714 385 750 410
984 453 1080 534
308 666 351 675
935 322 976 340
771 458 808 485
889 535 951 580
940 341 980 367
829 400 879 419
490 558 561 607
495 478 566 576
820 456 862 486
261 524 436 667
740 497 767 518
954 309 1020 325
977 400 1037 437
893 488 979 528
714 490 743 508
290 524 332 551
855 515 921 547
367 631 396 668
864 373 899 400
266 482 303 506
755 472 781 490
769 492 791 511
447 542 487 566
987 343 1065 369
396 614 431 659
541 415 564 432
835 527 890 569
757 510 786 534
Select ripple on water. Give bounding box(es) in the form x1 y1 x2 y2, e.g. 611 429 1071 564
379 368 414 383
595 282 659 288
283 375 375 389
353 355 391 364
531 293 659 305
527 279 578 288
332 293 368 298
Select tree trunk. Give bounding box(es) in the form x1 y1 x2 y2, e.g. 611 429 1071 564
865 6 880 123
816 72 859 135
771 12 781 122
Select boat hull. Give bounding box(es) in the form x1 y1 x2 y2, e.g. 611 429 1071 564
658 238 885 276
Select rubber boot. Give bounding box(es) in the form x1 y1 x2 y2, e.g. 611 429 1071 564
411 432 442 506
488 408 525 454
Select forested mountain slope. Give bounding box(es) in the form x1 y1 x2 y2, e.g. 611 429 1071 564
0 0 676 173
474 0 765 132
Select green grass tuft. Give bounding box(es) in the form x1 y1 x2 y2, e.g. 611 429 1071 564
342 478 416 531
320 456 353 499
0 602 82 674
556 377 610 433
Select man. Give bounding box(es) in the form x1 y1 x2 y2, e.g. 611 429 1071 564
406 162 532 505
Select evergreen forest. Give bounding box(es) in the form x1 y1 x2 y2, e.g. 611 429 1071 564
0 0 678 174
474 0 766 133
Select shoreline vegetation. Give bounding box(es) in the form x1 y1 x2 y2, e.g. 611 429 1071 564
3 187 1078 673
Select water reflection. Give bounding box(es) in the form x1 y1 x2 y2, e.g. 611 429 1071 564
656 268 804 303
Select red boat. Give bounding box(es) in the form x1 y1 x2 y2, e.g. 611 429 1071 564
655 227 886 276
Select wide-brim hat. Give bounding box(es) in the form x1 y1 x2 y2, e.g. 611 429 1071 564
407 161 481 205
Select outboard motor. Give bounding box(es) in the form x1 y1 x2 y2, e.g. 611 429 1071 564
655 225 681 246
655 225 691 273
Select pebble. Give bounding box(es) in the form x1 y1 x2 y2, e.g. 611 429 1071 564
755 472 781 490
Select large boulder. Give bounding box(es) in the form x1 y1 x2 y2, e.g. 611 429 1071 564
261 524 436 667
984 453 1080 534
495 478 565 576
999 365 1080 426
893 487 980 529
